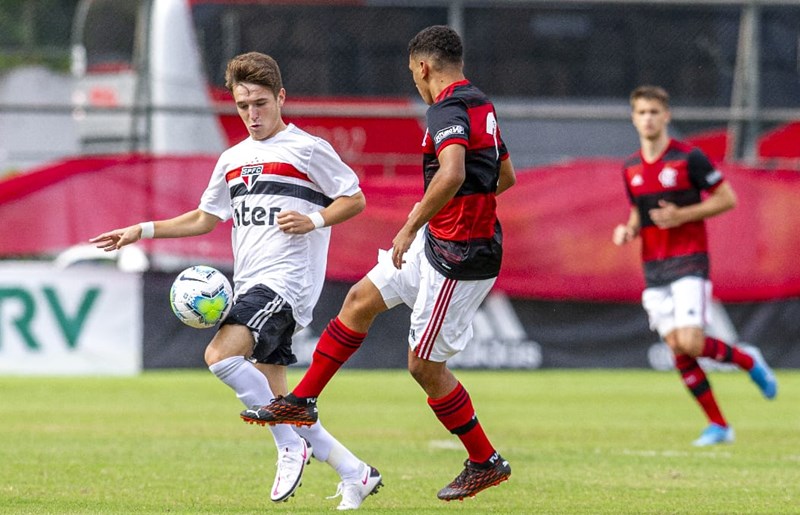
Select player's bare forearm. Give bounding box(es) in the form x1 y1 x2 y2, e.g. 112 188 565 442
321 190 366 226
681 181 737 222
151 209 220 238
89 209 219 251
650 182 736 228
496 157 516 196
405 147 465 234
612 208 640 246
278 191 366 235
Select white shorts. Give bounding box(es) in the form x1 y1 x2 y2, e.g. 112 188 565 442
366 229 495 362
642 276 712 338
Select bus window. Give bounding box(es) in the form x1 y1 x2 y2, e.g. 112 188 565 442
190 3 446 96
80 0 140 73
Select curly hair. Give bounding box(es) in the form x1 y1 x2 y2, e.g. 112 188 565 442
407 25 463 68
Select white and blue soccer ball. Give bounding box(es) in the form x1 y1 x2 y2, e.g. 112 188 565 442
169 265 232 329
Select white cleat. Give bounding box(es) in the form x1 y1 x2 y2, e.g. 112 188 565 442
270 438 309 502
328 462 383 510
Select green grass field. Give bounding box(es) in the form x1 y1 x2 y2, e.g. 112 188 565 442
0 369 797 514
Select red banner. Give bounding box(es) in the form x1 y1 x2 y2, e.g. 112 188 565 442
1 155 799 302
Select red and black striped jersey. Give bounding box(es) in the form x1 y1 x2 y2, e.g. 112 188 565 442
421 80 510 280
622 138 725 286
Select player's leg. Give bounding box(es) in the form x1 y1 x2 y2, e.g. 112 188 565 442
294 422 383 510
292 276 388 398
240 277 388 426
661 279 734 446
208 286 308 502
292 233 427 398
680 280 778 399
643 283 731 445
407 267 510 500
244 232 425 426
671 348 733 446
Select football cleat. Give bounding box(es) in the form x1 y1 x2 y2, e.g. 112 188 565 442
692 423 735 447
437 452 511 501
241 394 318 427
328 463 383 510
747 352 778 400
270 438 310 502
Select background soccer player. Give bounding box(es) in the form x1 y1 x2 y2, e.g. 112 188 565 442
613 85 778 446
90 52 382 510
243 25 517 501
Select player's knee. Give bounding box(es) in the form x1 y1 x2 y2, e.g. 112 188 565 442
340 279 384 323
408 359 429 386
204 343 222 366
407 356 438 388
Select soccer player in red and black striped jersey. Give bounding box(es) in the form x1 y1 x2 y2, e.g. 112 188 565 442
613 85 777 446
243 25 516 500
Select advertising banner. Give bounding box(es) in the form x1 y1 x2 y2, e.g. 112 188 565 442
142 276 800 370
3 156 800 302
0 263 142 375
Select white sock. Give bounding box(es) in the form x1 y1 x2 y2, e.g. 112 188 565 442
209 356 302 452
294 421 363 481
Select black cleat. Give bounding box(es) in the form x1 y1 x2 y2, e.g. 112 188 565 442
437 453 511 501
241 393 319 427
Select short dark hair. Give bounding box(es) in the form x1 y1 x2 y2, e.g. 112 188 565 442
225 52 283 96
630 85 669 109
408 25 463 68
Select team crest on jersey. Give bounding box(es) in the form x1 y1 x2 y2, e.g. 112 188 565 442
241 165 264 191
631 174 644 187
658 167 678 188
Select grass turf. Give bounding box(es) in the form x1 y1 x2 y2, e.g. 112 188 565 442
0 369 796 514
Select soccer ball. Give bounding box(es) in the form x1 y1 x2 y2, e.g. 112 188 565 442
169 265 233 329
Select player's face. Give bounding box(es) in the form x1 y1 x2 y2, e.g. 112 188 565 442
233 82 286 141
408 55 434 105
631 98 670 141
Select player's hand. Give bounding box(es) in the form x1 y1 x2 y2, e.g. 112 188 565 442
612 224 637 246
391 227 416 269
277 210 314 235
649 200 683 229
89 225 142 251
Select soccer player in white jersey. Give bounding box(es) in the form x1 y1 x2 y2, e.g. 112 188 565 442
90 52 382 510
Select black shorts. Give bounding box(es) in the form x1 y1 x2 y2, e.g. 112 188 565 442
221 285 297 366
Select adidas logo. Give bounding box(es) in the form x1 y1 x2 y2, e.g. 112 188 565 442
449 292 542 369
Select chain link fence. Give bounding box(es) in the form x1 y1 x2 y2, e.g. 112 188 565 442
1 0 799 173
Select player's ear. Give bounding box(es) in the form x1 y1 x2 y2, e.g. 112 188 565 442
277 88 286 108
420 60 431 79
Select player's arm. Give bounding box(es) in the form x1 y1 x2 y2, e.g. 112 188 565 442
276 190 366 235
90 209 221 251
649 181 737 229
613 206 641 246
496 157 516 196
392 144 466 268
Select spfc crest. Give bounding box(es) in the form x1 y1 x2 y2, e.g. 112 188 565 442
241 165 264 191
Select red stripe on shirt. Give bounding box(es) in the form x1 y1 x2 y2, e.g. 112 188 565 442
429 193 497 241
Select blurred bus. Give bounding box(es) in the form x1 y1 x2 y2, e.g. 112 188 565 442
71 0 449 177
71 1 800 170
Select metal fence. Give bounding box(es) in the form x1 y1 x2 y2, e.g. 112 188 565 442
1 0 799 173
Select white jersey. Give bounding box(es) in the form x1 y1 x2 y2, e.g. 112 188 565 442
199 123 361 328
